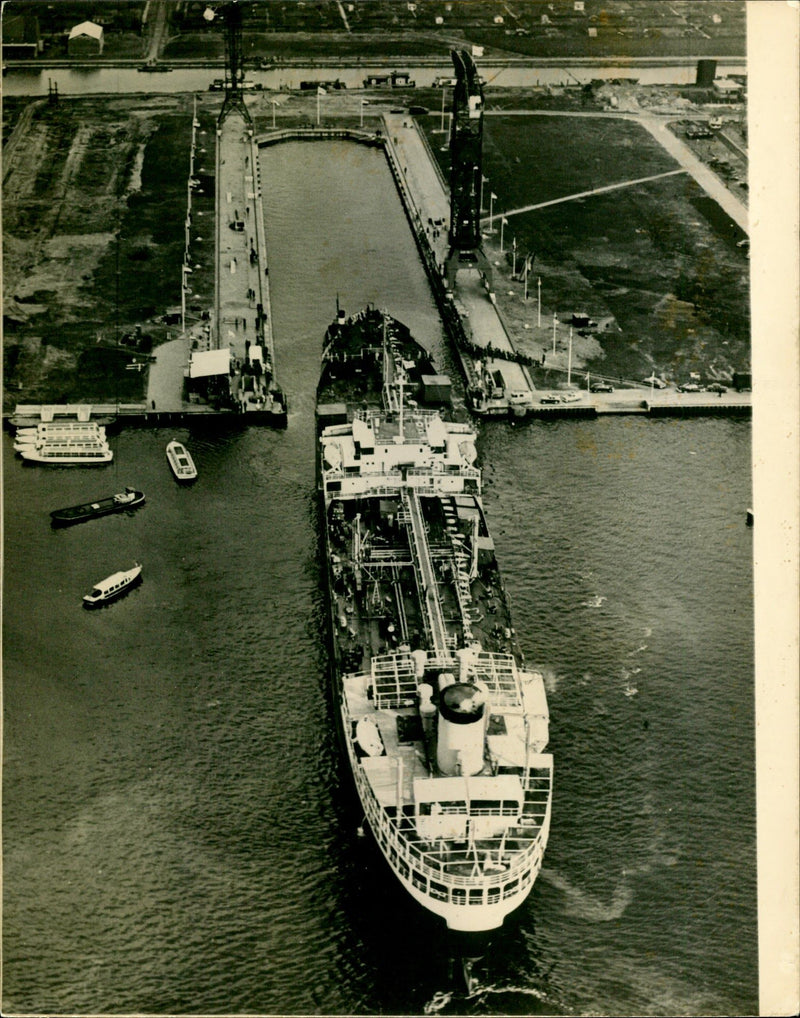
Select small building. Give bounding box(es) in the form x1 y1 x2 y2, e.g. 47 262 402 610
421 375 452 405
68 21 104 57
714 78 743 99
186 347 232 402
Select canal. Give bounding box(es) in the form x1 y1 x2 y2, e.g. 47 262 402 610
3 61 747 97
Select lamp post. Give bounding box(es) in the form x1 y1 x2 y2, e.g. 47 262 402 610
567 326 573 386
488 191 497 231
181 263 192 334
360 99 369 128
500 216 507 253
316 85 325 126
271 100 278 128
512 236 517 276
552 312 558 355
480 174 488 212
537 277 542 328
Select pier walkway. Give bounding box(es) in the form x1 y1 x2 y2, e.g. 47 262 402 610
382 112 534 401
215 110 275 371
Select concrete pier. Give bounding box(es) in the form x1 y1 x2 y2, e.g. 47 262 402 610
382 111 535 411
214 107 284 417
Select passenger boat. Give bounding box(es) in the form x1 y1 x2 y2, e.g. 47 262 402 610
14 423 106 450
15 432 108 454
15 422 106 440
166 440 198 483
317 307 552 933
18 441 113 465
50 487 145 527
83 563 142 608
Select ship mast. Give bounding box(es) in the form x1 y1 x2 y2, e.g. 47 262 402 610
398 370 404 441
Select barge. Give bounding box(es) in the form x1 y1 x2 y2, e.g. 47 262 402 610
50 488 145 527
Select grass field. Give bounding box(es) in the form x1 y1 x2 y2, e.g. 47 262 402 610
421 112 749 382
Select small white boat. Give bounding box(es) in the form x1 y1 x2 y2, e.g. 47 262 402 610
166 441 197 483
83 563 142 608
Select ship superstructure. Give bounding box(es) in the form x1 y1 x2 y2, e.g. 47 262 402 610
317 307 552 932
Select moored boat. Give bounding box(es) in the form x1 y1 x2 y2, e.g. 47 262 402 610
18 441 113 465
15 422 106 440
166 440 197 483
317 307 552 933
82 563 142 608
15 433 108 454
14 423 107 453
50 487 145 527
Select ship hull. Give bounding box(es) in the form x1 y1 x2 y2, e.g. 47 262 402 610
50 490 145 526
340 700 550 932
317 307 552 934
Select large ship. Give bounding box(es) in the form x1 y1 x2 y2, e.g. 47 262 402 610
316 306 552 933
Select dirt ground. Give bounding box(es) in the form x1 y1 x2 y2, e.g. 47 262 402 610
2 93 201 409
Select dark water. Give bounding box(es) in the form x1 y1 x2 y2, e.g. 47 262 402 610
3 142 756 1016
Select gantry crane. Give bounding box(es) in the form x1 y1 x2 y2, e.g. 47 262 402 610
444 49 492 292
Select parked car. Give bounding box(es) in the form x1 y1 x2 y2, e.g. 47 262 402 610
677 382 701 393
643 376 667 389
560 391 582 403
590 382 614 393
540 394 562 404
508 390 533 406
706 382 728 393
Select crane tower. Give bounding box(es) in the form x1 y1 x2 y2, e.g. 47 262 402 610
444 49 492 292
218 0 252 125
